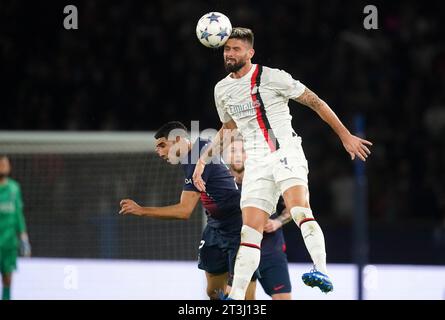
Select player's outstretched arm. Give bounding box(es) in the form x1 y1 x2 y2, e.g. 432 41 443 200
295 87 373 161
119 191 200 220
192 119 238 192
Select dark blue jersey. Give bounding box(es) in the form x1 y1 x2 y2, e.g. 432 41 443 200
181 139 242 232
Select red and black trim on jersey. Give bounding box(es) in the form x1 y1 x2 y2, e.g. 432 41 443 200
250 64 280 152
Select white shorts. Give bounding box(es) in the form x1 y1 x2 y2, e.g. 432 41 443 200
240 136 309 215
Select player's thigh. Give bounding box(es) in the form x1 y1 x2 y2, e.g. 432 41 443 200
241 207 270 233
274 156 310 208
282 185 310 209
241 172 280 231
273 143 310 208
0 247 17 276
241 158 280 220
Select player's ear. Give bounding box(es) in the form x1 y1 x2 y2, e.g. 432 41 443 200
248 48 255 59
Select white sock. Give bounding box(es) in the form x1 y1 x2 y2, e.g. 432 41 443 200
291 207 328 275
229 225 262 300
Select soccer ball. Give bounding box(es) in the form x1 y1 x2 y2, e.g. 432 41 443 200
196 12 232 48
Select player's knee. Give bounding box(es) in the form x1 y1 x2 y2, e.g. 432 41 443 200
240 225 263 246
290 206 314 227
241 205 270 232
2 274 12 286
206 288 220 300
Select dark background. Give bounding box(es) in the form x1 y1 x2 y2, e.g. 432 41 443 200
1 0 444 264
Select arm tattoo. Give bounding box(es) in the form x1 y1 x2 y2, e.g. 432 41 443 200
295 88 324 112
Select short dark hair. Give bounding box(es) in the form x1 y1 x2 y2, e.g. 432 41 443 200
229 27 254 47
154 121 188 140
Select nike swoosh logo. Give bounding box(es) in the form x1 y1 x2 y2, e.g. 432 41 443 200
273 284 285 291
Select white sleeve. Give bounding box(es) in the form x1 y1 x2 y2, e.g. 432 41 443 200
214 86 233 123
271 69 306 100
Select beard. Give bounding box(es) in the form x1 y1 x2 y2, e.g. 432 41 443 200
230 163 245 174
224 58 246 73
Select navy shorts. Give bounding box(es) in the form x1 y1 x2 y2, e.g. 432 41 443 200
198 224 240 275
258 251 292 296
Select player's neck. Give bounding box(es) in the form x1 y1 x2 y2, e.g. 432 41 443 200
230 61 253 79
230 168 244 184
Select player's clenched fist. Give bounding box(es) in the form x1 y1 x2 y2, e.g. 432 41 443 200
119 199 142 215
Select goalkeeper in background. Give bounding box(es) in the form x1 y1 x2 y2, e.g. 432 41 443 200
0 155 31 300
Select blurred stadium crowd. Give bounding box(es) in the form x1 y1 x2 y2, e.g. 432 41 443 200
1 0 444 263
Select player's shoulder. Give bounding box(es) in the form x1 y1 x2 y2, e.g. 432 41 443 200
215 76 228 87
261 65 293 81
6 178 21 192
214 74 232 93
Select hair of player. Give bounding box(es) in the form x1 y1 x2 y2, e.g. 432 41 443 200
228 131 244 145
0 154 8 160
154 121 189 140
229 27 254 47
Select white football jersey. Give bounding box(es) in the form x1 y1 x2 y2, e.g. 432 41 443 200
214 64 306 159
